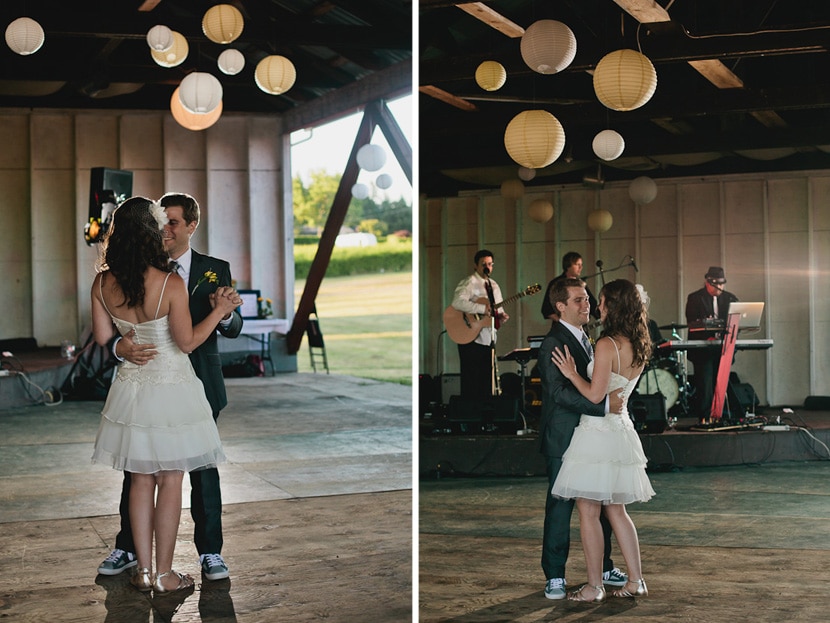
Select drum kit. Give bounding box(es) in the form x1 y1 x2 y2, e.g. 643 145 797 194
636 322 692 426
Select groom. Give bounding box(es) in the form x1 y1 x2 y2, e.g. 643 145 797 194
537 278 625 599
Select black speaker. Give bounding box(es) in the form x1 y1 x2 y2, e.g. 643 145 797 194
447 395 520 433
729 382 759 415
804 395 830 410
85 167 133 244
628 393 667 434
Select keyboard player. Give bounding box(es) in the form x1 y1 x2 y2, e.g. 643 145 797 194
685 266 739 423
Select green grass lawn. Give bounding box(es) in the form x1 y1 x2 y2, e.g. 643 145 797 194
293 272 412 385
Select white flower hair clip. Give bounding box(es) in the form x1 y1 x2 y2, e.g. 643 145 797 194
149 201 168 230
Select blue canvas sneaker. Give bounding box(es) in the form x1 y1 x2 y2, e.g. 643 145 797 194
602 567 628 587
544 577 567 600
200 553 230 580
97 548 137 576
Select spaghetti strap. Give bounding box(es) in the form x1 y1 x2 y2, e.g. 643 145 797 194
155 272 173 319
608 337 622 374
99 273 114 318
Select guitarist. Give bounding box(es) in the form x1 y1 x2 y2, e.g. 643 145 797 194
541 252 600 324
450 249 509 399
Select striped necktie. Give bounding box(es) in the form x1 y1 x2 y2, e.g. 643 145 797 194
581 331 593 360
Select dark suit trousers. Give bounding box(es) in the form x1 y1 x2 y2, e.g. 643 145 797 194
542 455 617 580
114 409 224 556
458 341 493 399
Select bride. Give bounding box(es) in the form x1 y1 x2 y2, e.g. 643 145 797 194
550 278 655 602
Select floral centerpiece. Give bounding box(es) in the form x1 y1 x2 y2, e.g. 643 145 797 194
258 296 274 318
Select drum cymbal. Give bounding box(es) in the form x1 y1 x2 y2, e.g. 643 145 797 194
658 322 688 330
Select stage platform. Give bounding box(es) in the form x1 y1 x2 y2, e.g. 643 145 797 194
419 408 830 477
0 345 78 409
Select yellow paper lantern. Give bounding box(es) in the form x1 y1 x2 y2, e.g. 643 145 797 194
170 87 222 131
475 61 506 91
500 178 525 200
5 17 44 56
151 31 188 67
592 129 625 161
255 55 296 95
520 20 577 75
202 4 244 44
588 209 613 232
528 199 554 223
593 49 657 111
504 110 566 169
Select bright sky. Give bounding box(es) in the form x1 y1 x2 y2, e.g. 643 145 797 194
289 94 413 203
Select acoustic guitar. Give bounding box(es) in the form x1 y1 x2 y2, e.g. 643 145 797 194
443 284 542 344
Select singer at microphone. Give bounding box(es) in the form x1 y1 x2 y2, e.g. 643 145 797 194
541 251 600 322
629 257 639 272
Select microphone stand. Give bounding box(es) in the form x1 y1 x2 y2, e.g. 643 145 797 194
483 272 501 398
581 255 639 281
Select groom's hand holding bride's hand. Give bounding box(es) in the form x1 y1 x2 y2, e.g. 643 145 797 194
210 287 244 318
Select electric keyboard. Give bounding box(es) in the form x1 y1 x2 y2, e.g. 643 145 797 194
658 339 773 351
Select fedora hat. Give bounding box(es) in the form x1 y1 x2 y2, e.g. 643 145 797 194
705 266 726 284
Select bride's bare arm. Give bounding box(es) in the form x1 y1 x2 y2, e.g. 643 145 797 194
551 338 614 404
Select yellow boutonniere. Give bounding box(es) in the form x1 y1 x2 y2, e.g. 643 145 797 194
191 269 218 295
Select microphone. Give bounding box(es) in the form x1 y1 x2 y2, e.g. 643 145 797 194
630 257 639 272
596 260 604 268
483 267 490 276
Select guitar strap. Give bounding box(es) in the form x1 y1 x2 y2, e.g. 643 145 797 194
484 278 499 330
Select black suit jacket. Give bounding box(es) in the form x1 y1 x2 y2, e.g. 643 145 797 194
685 287 739 324
537 321 605 458
188 250 243 414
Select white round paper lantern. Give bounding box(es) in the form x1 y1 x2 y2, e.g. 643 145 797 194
170 87 222 131
178 72 223 114
504 110 566 169
146 25 173 52
5 17 44 56
255 55 296 95
588 209 613 232
500 178 525 200
518 166 536 181
351 183 370 200
520 20 576 75
376 173 393 190
202 4 244 44
592 129 625 161
475 60 506 91
217 49 245 75
593 49 657 112
357 144 387 172
151 31 188 67
528 199 554 223
629 176 658 204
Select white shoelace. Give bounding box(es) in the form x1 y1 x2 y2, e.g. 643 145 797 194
202 553 224 567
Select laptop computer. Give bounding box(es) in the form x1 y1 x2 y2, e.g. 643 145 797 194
728 301 764 330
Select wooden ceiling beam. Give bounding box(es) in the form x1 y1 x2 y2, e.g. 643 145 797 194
456 3 525 38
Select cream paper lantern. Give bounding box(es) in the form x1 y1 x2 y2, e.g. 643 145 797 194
504 110 566 169
357 144 387 171
375 173 393 190
593 49 657 111
146 25 173 52
255 55 296 95
518 166 536 181
528 199 554 223
170 87 222 131
151 31 188 67
5 17 44 56
500 178 525 200
588 209 613 232
202 4 244 44
629 176 658 204
520 20 577 75
178 72 223 114
475 60 506 91
351 183 370 200
592 129 625 161
218 48 245 75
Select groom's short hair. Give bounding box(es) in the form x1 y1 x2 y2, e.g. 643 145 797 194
549 277 586 310
160 192 200 227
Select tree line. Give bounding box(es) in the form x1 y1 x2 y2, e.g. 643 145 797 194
293 170 412 238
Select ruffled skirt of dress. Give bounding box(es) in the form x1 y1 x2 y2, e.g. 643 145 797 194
552 412 655 505
91 352 225 474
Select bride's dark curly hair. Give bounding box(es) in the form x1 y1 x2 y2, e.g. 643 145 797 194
97 196 171 308
598 279 652 368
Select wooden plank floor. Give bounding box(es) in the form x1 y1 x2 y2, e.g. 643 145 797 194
0 373 413 622
419 462 830 622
